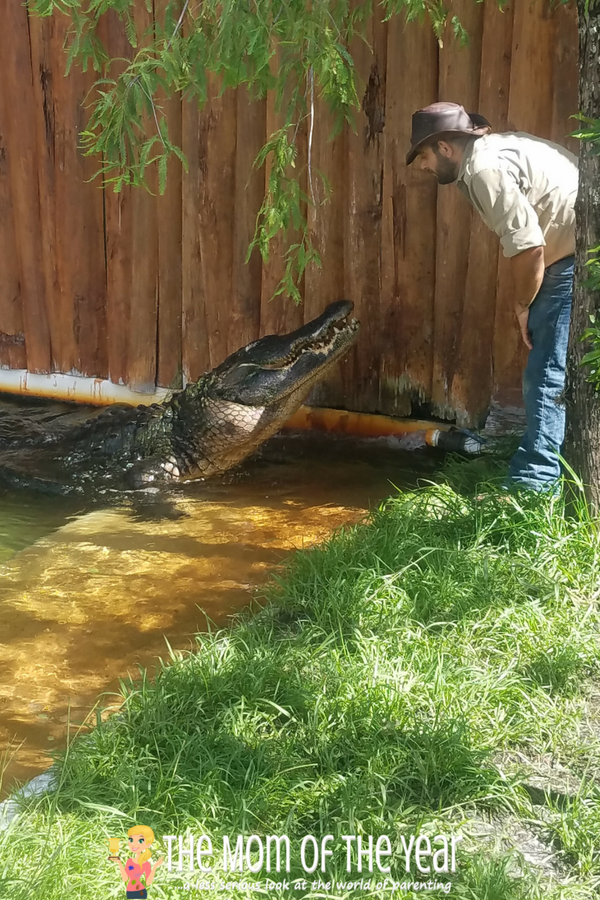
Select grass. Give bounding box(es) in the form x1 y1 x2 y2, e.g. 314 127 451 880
1 454 600 898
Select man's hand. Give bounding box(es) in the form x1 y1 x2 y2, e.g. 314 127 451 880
515 305 533 350
510 246 545 350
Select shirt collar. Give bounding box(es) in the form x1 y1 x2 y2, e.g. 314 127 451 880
457 135 485 185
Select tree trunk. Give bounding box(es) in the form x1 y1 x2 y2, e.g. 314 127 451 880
564 0 600 512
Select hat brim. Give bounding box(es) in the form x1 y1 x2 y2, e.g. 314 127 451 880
406 126 491 166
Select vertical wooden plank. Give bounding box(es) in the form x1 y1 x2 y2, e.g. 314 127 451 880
101 5 158 390
0 338 26 373
104 188 131 385
57 18 108 378
29 14 108 378
493 0 556 405
156 91 183 389
259 54 304 341
474 1 514 133
230 87 265 353
182 75 238 381
380 12 438 417
551 0 579 154
154 0 182 388
126 177 159 389
431 0 484 418
303 99 347 408
127 0 159 390
0 76 26 370
199 78 237 366
28 16 61 372
0 4 52 373
342 4 388 412
182 93 210 384
97 9 127 387
449 0 515 426
506 0 556 137
304 104 346 316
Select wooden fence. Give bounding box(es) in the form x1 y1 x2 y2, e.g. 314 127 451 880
0 0 579 425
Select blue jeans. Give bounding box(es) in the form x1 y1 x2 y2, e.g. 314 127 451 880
507 255 574 492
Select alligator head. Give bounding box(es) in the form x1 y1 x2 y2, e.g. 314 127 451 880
157 300 360 482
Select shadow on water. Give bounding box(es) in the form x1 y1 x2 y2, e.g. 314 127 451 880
0 398 442 797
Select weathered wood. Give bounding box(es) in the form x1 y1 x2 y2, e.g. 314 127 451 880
182 95 210 384
97 9 129 386
125 179 159 390
29 14 107 377
259 50 304 342
303 97 347 408
102 6 158 390
0 70 26 371
342 5 388 413
153 0 182 389
492 255 526 407
104 187 133 386
0 3 51 373
506 0 556 137
0 1 582 428
230 86 265 353
551 0 579 155
198 77 237 367
450 0 515 426
182 77 238 381
28 16 62 372
380 11 438 416
432 0 484 418
156 90 183 390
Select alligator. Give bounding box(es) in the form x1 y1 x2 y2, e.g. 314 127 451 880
0 301 359 493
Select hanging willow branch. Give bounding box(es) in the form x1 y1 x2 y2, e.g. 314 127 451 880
27 0 480 299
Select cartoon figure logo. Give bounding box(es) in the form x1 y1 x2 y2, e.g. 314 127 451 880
108 825 164 899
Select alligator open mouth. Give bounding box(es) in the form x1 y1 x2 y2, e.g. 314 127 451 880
263 314 359 368
212 301 360 402
257 301 359 372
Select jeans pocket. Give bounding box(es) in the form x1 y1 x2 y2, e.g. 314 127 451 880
544 256 575 279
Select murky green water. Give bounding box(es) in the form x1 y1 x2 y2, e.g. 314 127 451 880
0 489 82 564
0 418 439 796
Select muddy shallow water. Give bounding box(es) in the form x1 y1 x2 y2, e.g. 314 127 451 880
0 429 438 796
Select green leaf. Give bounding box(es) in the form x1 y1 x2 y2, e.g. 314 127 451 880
158 153 168 195
581 349 600 366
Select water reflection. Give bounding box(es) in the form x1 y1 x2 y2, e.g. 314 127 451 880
0 432 437 796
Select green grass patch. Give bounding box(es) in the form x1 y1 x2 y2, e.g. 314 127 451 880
1 457 599 899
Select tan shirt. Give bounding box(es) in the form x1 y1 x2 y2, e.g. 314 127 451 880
456 132 578 266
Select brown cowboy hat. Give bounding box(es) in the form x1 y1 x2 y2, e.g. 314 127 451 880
406 102 491 165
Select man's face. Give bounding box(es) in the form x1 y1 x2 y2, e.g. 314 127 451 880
416 142 460 184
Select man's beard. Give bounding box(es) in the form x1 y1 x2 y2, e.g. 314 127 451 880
433 150 459 184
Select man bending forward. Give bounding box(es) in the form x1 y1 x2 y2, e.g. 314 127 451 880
407 101 578 492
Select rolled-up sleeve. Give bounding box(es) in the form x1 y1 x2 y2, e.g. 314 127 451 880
467 167 545 257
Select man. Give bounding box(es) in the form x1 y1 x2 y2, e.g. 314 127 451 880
406 101 579 493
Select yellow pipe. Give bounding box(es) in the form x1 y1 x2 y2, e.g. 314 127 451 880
0 369 169 406
283 405 451 442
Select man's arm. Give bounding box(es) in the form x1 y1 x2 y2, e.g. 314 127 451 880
467 170 546 350
511 246 545 350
